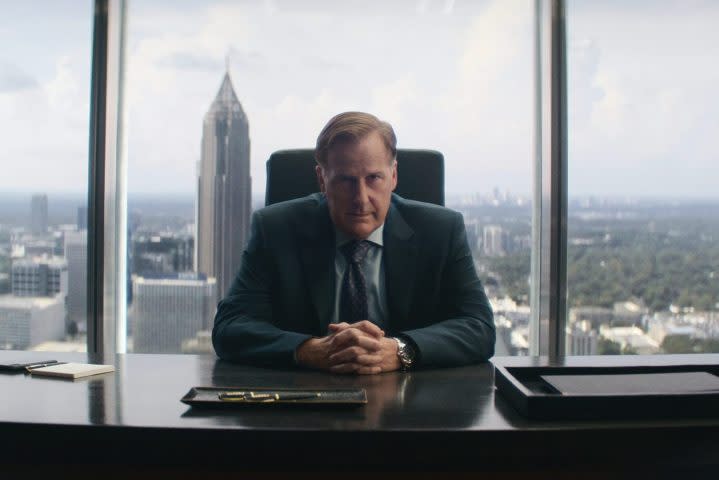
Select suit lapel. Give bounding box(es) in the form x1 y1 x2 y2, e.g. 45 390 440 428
298 197 335 334
384 201 417 331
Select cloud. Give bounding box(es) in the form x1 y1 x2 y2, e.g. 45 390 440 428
0 62 38 93
369 75 421 127
0 55 89 192
435 0 534 193
119 0 537 195
156 52 224 72
567 2 719 196
117 0 719 199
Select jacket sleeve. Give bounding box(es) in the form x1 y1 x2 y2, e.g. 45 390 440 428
400 213 495 367
212 211 312 367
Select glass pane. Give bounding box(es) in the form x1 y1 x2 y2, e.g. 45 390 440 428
566 1 719 355
0 0 93 351
125 0 533 355
0 1 92 352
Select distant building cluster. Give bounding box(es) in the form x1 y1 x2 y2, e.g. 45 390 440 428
461 220 531 259
0 201 85 350
492 297 719 356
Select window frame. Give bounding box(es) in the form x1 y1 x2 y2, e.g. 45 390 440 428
88 0 572 357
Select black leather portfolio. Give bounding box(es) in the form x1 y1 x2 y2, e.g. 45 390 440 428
181 386 367 407
541 371 719 396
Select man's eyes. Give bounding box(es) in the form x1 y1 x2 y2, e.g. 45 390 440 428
336 174 383 183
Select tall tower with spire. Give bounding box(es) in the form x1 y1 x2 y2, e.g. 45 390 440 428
196 69 251 305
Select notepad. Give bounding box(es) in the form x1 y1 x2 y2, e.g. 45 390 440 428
541 371 719 396
29 362 115 379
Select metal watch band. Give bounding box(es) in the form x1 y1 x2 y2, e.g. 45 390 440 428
393 336 415 371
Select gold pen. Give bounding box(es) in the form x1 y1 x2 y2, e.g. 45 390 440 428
218 391 321 402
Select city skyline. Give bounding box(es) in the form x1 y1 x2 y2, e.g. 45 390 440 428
2 175 718 354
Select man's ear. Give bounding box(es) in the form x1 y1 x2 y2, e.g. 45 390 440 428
316 165 326 193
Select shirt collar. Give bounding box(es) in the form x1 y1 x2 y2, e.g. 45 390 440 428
335 223 385 248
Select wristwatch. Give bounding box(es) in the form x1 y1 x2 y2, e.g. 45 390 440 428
393 336 416 371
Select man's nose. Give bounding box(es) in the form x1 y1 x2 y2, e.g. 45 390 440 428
353 179 369 205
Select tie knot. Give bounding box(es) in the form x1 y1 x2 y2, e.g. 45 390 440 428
341 240 371 264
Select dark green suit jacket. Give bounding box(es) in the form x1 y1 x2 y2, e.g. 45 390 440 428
212 193 495 368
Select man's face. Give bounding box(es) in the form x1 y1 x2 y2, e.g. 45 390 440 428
317 131 398 239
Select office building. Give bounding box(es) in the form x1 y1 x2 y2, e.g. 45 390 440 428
0 294 65 350
130 273 216 353
21 240 55 257
599 325 661 355
131 232 193 276
483 225 508 257
196 71 251 302
569 306 614 330
77 206 87 230
64 230 87 330
566 320 598 355
30 194 48 234
11 256 67 297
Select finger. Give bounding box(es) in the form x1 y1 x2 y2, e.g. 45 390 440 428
329 321 384 338
355 365 382 375
329 348 383 365
327 322 350 333
329 363 360 374
330 331 381 352
330 363 382 375
350 320 385 338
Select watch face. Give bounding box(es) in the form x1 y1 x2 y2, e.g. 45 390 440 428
394 337 414 369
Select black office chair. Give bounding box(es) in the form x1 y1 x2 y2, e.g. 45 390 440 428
265 148 444 206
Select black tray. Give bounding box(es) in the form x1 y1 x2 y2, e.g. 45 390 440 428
181 386 367 408
494 363 719 420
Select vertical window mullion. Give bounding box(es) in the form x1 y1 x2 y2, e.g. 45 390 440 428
87 0 127 356
532 0 568 358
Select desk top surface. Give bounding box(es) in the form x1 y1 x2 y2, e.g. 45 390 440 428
2 350 719 432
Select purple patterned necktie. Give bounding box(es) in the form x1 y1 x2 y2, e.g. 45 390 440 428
340 240 371 323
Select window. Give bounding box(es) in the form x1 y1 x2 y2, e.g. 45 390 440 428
123 0 534 354
0 0 92 352
566 1 719 355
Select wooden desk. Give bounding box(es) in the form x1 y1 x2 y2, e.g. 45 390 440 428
1 351 717 474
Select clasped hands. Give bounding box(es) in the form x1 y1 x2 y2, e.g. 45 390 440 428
296 320 400 374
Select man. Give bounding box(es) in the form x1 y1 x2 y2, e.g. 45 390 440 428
213 112 494 373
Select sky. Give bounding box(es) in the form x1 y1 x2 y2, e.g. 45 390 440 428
0 0 718 198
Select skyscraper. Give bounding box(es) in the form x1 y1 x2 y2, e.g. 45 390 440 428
11 256 67 297
130 273 216 353
30 194 48 234
196 71 251 301
483 225 508 257
64 230 87 331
